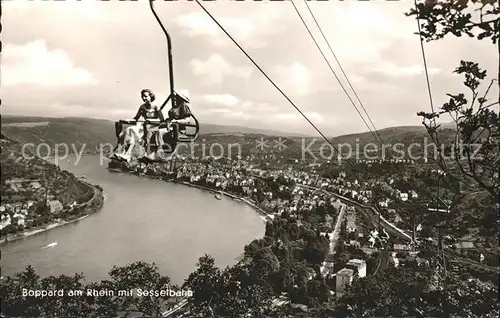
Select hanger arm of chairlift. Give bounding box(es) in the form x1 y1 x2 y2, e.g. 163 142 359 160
149 0 176 108
159 94 172 112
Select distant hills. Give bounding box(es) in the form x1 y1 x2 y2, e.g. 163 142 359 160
2 117 117 155
330 125 456 147
1 115 312 137
1 115 457 158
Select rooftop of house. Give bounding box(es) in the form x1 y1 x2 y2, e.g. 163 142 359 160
347 259 366 266
416 257 429 264
455 241 475 249
337 268 354 276
394 244 410 250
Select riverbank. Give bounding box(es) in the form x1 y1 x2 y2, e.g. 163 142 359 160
0 179 105 245
163 178 274 222
123 168 274 222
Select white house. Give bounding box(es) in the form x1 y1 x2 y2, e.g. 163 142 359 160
346 259 367 278
391 252 399 267
346 214 357 233
0 215 12 230
48 200 63 214
400 193 409 202
336 268 354 297
320 261 335 278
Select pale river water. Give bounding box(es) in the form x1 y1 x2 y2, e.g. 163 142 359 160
0 155 265 285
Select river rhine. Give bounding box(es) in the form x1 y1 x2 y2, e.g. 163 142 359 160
0 155 265 285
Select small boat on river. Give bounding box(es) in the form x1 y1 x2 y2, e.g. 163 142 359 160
42 241 58 249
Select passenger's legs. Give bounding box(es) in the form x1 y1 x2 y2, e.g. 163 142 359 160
122 129 137 160
143 124 157 155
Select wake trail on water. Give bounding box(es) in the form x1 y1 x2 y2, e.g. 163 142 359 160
42 242 58 249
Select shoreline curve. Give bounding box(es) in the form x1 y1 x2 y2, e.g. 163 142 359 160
0 180 105 245
0 164 271 246
129 171 274 223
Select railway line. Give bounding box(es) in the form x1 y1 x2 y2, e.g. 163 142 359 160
298 185 499 273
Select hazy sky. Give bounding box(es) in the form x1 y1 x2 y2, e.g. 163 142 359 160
2 0 498 136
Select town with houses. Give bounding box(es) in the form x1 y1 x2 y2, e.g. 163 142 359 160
2 0 499 314
0 143 103 242
113 152 498 302
1 132 498 316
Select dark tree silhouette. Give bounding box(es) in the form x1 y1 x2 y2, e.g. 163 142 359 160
0 262 173 317
332 266 499 317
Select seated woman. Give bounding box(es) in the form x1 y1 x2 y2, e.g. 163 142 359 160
113 89 164 161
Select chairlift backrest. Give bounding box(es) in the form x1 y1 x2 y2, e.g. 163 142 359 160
426 197 450 213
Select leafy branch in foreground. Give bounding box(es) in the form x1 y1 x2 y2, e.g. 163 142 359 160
330 266 499 318
409 0 499 43
2 252 499 317
407 0 499 200
0 262 178 317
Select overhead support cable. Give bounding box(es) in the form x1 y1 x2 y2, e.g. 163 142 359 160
193 0 366 177
290 0 383 145
301 0 384 145
292 0 409 181
193 0 415 245
413 0 436 115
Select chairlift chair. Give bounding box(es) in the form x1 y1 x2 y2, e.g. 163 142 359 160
426 197 450 213
109 0 199 165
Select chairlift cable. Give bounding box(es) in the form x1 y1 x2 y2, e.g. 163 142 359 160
301 0 385 145
412 1 478 196
193 0 395 186
194 0 408 236
291 0 427 231
413 0 443 178
414 0 448 277
193 0 361 172
414 0 436 115
290 0 382 146
293 0 407 181
414 1 447 200
414 0 440 152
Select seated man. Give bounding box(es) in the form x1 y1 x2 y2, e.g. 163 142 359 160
171 90 192 115
154 89 193 156
168 89 193 133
